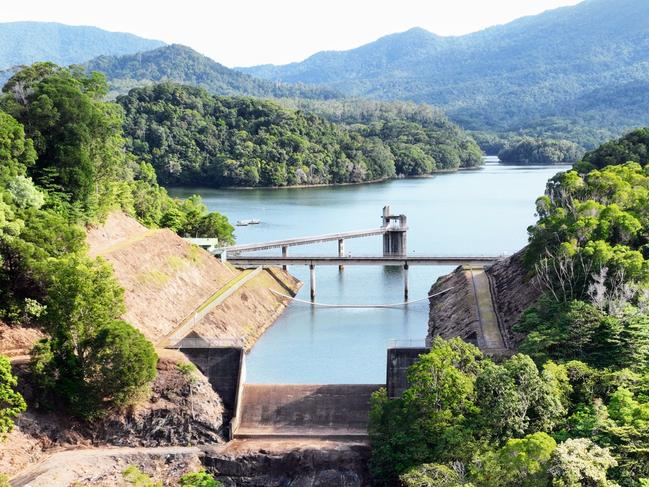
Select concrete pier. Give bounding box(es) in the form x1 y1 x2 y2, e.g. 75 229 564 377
403 263 409 301
338 239 345 271
281 245 288 270
310 264 316 301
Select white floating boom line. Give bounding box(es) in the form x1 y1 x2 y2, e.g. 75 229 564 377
270 287 455 309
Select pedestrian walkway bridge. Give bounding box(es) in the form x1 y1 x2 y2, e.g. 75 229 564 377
218 228 388 255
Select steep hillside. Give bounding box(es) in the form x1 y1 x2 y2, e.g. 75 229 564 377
85 44 340 99
241 0 649 142
86 212 299 347
0 21 164 70
117 83 482 188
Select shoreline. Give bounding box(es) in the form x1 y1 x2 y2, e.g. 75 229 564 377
167 165 485 192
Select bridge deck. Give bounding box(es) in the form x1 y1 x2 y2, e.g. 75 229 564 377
227 256 499 266
220 228 387 254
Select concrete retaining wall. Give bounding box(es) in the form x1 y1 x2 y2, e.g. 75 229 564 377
235 384 382 438
386 347 430 398
178 346 244 419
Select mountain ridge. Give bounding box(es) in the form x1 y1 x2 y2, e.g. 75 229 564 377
0 21 165 70
239 0 649 139
84 44 341 100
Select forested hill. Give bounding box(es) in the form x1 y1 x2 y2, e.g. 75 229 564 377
85 44 340 100
0 22 164 70
240 0 649 143
118 83 482 187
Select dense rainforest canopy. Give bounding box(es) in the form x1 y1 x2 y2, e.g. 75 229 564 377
497 137 584 165
85 44 340 100
0 63 233 424
118 83 482 188
370 128 649 486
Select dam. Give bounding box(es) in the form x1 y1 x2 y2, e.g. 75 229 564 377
170 162 569 384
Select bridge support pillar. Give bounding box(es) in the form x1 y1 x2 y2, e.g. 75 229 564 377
281 246 288 270
310 264 316 301
338 239 345 271
403 263 409 302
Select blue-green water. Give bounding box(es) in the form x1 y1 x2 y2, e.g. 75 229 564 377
170 162 570 383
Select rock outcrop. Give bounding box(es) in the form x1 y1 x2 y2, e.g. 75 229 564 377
204 439 371 486
93 351 225 447
427 248 541 350
427 266 480 346
1 353 225 478
485 248 541 347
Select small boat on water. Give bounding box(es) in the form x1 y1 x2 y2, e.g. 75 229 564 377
236 219 261 226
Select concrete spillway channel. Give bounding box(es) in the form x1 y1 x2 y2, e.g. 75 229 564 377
234 384 383 439
467 266 507 353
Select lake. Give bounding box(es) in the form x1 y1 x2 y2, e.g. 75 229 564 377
170 161 570 384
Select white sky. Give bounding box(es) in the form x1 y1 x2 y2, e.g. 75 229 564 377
1 0 584 67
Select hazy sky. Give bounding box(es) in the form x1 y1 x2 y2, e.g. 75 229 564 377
2 0 584 67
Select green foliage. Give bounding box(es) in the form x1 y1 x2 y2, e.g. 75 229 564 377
283 98 483 171
0 354 27 439
179 470 222 487
0 110 36 184
30 256 157 418
122 465 162 487
583 129 649 170
400 463 470 487
7 176 45 209
85 44 340 100
472 432 556 487
118 83 482 188
369 339 481 481
1 63 126 218
369 338 570 483
517 298 649 371
475 355 567 441
498 137 583 165
170 195 235 243
547 438 618 487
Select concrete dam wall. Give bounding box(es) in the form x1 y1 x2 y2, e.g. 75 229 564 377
235 384 382 438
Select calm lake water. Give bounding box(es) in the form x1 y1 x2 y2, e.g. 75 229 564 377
170 161 570 384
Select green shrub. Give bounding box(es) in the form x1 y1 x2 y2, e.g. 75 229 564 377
180 470 222 487
122 465 161 487
0 354 26 440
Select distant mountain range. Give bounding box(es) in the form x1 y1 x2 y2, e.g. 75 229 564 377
84 44 340 100
240 0 649 140
0 22 164 70
3 1 649 147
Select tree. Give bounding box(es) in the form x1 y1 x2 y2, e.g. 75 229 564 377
7 176 45 209
2 64 126 217
400 463 469 487
0 110 36 185
179 471 222 487
369 338 484 482
472 432 557 487
31 256 157 418
0 354 27 439
547 438 617 486
475 355 567 441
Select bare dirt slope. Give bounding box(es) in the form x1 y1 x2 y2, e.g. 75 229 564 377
0 321 44 357
86 212 299 345
87 213 235 341
195 268 300 350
